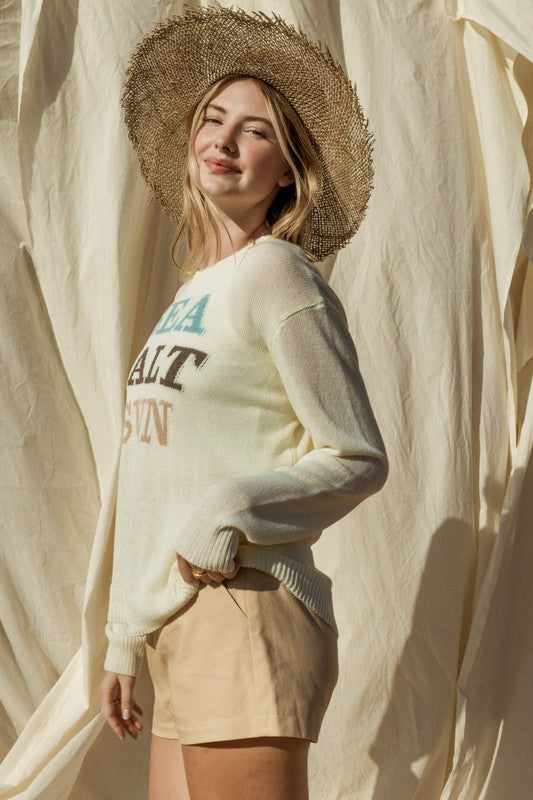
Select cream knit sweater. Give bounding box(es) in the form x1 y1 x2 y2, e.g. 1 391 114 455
104 236 388 677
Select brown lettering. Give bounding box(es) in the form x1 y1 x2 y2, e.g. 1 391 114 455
145 345 166 384
139 399 152 443
159 346 209 390
128 348 148 385
122 398 174 446
122 400 132 444
148 399 173 445
132 398 147 440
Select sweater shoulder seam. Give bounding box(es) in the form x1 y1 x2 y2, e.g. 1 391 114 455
275 299 325 329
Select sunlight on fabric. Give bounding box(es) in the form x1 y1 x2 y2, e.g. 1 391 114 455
0 0 531 798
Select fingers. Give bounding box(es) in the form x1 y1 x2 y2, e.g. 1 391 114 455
175 552 241 585
118 675 143 738
100 685 126 741
98 671 144 742
191 564 240 584
176 553 194 584
190 567 218 585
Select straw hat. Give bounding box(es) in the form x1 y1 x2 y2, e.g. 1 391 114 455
121 4 374 261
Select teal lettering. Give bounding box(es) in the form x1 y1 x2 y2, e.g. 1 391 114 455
154 299 189 334
153 294 210 336
178 295 210 335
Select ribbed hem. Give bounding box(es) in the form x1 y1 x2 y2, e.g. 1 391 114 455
104 634 147 678
104 577 200 679
175 525 239 573
239 545 338 633
104 546 336 677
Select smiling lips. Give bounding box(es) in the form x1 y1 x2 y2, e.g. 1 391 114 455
204 158 240 174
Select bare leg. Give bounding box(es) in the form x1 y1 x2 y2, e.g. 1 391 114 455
182 736 310 800
149 734 191 800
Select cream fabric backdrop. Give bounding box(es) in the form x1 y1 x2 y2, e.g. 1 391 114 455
0 0 531 798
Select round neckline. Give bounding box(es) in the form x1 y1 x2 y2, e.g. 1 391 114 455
191 234 277 278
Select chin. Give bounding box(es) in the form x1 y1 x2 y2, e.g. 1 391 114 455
199 175 234 195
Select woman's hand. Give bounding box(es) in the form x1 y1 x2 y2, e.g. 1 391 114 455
176 552 240 585
99 670 144 741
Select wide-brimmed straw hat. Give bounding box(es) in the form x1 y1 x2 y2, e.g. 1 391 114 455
121 4 374 261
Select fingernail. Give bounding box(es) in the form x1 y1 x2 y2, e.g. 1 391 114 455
122 709 130 720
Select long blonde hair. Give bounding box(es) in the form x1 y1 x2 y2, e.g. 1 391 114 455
171 75 319 279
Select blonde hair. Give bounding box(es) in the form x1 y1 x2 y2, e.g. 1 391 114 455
171 75 319 279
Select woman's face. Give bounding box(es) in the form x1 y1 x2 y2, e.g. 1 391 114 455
192 79 293 218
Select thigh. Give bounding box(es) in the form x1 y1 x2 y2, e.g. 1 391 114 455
149 734 190 800
182 736 310 800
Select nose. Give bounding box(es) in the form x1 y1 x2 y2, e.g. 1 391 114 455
215 131 237 154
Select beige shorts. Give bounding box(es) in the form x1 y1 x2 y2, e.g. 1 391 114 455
145 567 338 745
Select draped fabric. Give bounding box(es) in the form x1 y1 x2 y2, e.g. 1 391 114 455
0 1 531 797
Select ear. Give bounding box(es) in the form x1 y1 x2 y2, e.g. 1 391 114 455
278 169 295 188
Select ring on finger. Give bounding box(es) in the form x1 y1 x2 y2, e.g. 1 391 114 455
191 568 207 579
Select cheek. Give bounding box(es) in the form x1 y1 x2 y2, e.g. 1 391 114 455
266 154 289 187
251 148 284 180
261 143 287 176
193 129 208 157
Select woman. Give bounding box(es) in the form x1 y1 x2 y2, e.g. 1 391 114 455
99 8 388 800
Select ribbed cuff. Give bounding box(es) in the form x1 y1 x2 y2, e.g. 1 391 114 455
175 525 239 573
104 633 147 678
238 545 338 632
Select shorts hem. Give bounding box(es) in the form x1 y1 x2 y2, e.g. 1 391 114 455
151 713 320 745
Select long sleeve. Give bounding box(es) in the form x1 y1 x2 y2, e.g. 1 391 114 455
103 237 388 676
174 291 388 573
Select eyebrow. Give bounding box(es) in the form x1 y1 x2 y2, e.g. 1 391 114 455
205 103 274 129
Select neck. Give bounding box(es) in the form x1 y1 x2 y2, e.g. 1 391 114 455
203 210 272 267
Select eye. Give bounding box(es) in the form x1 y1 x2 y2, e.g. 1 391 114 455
203 116 221 125
247 127 267 138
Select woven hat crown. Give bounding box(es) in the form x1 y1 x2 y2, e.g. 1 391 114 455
122 4 375 261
